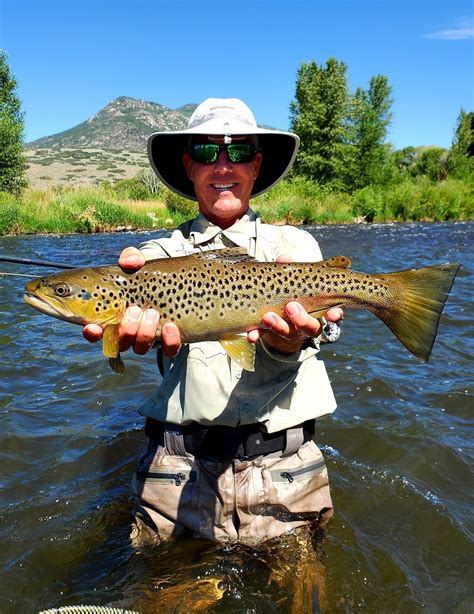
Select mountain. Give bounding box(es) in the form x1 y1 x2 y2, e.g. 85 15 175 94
27 97 198 151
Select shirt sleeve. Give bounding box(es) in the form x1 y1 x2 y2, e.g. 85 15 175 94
276 226 323 262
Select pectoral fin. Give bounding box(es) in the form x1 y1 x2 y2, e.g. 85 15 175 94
103 324 120 358
103 324 125 374
220 334 256 372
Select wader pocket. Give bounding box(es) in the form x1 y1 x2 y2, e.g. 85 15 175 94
136 469 197 487
270 458 326 483
262 445 332 519
134 461 198 518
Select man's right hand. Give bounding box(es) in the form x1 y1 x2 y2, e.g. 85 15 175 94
82 247 182 358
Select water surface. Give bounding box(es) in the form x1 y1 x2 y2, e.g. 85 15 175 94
0 222 472 613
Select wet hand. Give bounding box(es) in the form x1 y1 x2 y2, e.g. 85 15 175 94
82 248 182 358
248 304 343 354
246 254 344 353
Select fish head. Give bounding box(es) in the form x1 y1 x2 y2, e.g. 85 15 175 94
23 267 124 327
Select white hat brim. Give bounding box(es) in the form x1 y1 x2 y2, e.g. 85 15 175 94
147 122 300 201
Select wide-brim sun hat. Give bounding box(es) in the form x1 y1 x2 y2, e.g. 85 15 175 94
147 98 300 201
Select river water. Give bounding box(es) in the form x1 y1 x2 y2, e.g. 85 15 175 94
0 222 472 613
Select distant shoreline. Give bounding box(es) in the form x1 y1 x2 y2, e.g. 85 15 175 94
1 177 472 236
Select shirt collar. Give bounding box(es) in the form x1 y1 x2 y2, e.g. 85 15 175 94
189 209 259 248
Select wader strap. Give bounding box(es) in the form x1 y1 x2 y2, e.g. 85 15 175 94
163 424 188 456
282 427 304 457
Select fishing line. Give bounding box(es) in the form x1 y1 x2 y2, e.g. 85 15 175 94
0 272 38 277
0 255 76 269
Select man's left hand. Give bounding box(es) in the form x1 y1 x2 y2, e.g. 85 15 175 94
247 304 344 354
246 254 344 354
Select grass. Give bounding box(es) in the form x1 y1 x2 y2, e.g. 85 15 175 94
0 186 175 235
0 175 472 236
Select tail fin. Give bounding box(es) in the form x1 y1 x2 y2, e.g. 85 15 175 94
374 263 460 362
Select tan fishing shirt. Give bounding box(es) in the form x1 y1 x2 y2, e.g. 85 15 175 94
138 210 337 433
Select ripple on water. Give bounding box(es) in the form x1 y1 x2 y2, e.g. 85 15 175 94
0 223 473 612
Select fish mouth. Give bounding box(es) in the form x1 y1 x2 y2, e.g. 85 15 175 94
23 292 79 323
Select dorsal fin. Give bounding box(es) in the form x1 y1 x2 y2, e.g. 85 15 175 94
318 255 352 268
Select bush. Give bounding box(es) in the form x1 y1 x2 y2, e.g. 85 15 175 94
113 176 154 201
352 186 385 222
163 188 198 220
0 192 20 233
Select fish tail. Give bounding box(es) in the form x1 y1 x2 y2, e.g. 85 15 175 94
373 263 460 362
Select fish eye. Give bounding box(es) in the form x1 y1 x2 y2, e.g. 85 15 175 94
53 282 71 297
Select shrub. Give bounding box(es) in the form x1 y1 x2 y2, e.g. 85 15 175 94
0 192 20 233
163 188 198 220
351 186 385 222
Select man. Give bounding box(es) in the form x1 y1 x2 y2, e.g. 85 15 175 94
84 98 343 546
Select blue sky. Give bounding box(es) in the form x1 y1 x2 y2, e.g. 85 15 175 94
1 0 473 149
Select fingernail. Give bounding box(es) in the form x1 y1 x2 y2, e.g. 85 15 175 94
286 303 300 315
163 323 175 335
266 314 276 326
127 306 141 321
145 309 157 324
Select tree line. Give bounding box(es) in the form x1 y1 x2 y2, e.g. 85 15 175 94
0 52 472 220
289 57 473 192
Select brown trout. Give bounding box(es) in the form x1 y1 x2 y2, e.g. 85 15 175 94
23 249 459 372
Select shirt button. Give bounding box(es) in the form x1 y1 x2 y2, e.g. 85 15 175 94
243 403 253 413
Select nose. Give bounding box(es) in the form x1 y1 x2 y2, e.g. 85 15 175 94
214 149 233 171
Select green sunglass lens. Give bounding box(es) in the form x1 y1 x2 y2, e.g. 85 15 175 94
190 143 256 164
227 144 256 163
192 144 219 163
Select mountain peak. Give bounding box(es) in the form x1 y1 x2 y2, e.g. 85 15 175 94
28 97 198 151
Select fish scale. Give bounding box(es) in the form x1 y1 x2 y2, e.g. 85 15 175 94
24 248 459 373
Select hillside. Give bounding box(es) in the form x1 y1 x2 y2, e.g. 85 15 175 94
27 96 198 151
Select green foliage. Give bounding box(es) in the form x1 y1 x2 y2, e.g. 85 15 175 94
290 58 350 187
345 75 395 189
352 186 386 222
253 177 353 224
393 147 417 174
290 60 397 193
351 177 473 222
163 188 199 221
0 51 28 194
446 109 474 179
409 148 447 182
0 178 472 236
0 191 20 233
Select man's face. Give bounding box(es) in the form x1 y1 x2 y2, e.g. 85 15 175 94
183 136 262 229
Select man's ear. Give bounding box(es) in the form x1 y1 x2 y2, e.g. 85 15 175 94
253 152 263 180
183 153 194 181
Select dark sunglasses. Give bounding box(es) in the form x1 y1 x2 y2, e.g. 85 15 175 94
188 143 257 165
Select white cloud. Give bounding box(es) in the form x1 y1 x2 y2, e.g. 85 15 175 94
424 17 474 40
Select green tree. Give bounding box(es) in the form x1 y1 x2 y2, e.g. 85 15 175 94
290 58 349 188
410 147 447 182
446 109 474 179
345 75 394 189
0 50 27 194
393 146 417 174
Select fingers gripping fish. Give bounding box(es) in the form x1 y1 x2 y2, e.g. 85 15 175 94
23 248 459 373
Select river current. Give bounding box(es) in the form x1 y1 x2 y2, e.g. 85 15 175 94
0 222 472 613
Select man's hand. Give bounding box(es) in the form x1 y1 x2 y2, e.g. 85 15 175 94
82 247 182 358
246 254 344 354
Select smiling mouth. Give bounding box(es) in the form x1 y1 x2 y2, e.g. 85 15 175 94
212 183 237 191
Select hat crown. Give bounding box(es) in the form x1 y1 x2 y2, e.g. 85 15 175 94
188 97 257 131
